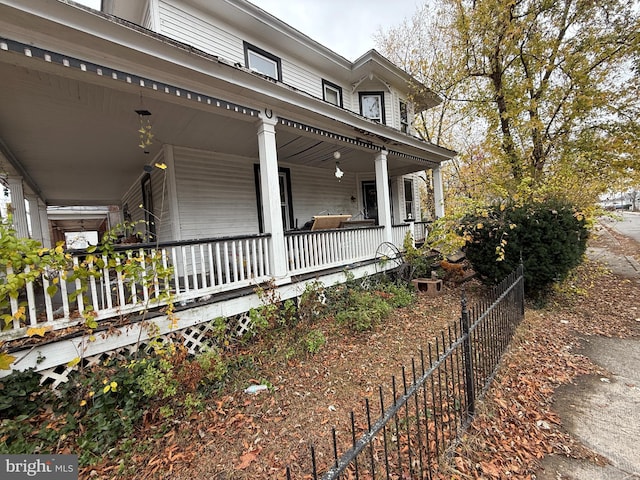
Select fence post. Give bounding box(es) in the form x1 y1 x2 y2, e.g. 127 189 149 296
461 290 475 420
518 260 525 316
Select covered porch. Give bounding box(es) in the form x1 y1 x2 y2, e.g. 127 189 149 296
0 3 454 376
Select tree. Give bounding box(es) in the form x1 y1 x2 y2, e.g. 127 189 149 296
377 0 640 209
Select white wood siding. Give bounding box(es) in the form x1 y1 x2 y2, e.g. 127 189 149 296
283 61 321 98
158 1 244 62
172 147 363 237
121 176 145 230
141 0 155 30
284 163 361 228
122 147 424 242
172 147 260 238
157 1 355 114
120 152 174 242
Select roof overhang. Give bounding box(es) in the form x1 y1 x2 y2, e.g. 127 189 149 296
0 1 456 207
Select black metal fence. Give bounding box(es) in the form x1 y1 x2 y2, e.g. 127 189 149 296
289 264 525 479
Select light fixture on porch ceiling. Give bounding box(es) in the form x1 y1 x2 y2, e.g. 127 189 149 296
135 107 153 154
333 151 344 181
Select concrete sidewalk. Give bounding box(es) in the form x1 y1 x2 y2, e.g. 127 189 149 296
536 223 640 479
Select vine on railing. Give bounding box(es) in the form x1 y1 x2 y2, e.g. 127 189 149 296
0 217 175 370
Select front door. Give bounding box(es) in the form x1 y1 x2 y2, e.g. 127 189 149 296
279 172 291 230
362 181 378 223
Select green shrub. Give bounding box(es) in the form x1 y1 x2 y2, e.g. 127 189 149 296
403 234 441 279
137 357 178 399
458 199 588 297
298 281 327 322
303 329 326 354
378 282 415 308
0 342 231 466
0 369 60 455
196 347 227 383
335 290 393 332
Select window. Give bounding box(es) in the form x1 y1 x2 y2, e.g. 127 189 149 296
399 100 409 133
404 178 414 220
243 42 282 81
359 92 385 123
322 79 343 107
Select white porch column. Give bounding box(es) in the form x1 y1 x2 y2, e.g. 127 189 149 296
257 113 287 279
374 150 393 244
432 166 445 218
38 199 52 248
25 193 44 246
7 176 29 238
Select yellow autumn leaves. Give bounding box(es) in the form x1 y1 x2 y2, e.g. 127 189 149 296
79 379 118 407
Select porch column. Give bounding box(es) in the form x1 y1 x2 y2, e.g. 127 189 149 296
374 150 393 244
433 166 445 218
38 199 52 248
25 193 44 246
257 113 287 279
7 176 29 238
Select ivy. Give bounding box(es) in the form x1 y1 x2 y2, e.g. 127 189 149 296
0 216 175 370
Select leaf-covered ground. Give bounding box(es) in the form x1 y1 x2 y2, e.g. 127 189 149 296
441 223 640 480
81 223 639 479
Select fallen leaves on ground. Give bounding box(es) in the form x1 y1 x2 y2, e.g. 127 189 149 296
440 224 639 479
80 224 638 479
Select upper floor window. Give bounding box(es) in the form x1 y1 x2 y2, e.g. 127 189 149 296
322 79 343 107
243 42 282 81
359 92 385 123
399 100 409 133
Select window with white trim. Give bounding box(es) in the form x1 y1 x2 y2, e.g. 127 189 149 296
243 42 282 81
322 79 343 107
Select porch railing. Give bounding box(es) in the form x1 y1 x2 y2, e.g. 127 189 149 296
413 221 431 244
2 225 413 340
285 226 384 276
1 234 272 340
391 223 411 248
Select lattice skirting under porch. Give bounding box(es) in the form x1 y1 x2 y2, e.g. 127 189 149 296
36 311 254 389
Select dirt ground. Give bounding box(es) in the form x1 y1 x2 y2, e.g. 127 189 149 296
81 222 640 479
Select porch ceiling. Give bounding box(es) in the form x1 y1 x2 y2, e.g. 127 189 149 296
0 60 262 206
0 49 437 207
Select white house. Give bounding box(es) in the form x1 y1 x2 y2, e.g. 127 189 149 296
0 0 455 382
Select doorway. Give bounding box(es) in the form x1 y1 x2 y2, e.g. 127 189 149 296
362 181 378 222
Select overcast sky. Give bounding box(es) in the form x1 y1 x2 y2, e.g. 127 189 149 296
75 0 421 61
248 0 421 60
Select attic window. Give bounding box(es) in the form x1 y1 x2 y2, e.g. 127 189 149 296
359 92 385 123
322 79 343 107
243 42 282 81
